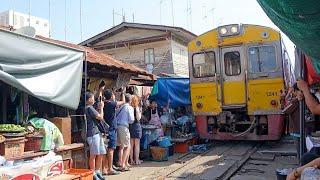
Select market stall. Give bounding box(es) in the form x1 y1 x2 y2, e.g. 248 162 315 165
0 28 88 179
140 78 198 161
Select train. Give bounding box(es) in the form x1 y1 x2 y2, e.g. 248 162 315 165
188 24 294 140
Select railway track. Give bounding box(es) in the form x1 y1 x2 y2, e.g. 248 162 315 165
144 141 260 180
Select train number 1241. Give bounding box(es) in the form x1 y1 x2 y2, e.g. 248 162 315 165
266 91 278 97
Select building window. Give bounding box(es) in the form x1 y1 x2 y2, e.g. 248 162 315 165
224 51 241 76
36 20 39 25
192 51 216 78
144 48 155 64
248 46 277 73
44 23 48 27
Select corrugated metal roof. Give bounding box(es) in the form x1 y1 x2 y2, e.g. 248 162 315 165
0 25 155 80
79 22 197 46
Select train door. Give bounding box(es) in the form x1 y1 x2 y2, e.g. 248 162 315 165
220 46 246 107
190 51 222 115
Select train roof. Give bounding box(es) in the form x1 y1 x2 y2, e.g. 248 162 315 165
188 24 281 52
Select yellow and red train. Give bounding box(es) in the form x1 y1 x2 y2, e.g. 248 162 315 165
188 24 293 140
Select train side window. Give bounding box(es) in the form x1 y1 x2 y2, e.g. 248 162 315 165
248 46 277 73
192 52 216 78
224 51 241 76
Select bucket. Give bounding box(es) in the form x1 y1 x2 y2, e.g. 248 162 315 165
150 146 168 161
65 169 94 180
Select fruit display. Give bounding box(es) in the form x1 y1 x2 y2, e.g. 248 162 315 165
0 124 25 132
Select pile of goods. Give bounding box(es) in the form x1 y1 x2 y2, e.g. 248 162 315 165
0 124 25 132
0 124 27 158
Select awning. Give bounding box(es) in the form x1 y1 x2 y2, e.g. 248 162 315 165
150 78 191 108
0 29 84 109
257 0 320 73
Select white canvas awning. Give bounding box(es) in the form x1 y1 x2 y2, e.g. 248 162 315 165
0 29 84 109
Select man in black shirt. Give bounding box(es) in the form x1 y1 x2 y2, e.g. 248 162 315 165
103 89 125 175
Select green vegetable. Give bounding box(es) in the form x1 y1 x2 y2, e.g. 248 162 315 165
0 124 25 131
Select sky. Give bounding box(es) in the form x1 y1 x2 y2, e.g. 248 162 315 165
0 0 295 60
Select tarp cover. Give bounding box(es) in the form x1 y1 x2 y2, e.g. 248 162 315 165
257 0 320 74
150 78 191 108
0 29 84 109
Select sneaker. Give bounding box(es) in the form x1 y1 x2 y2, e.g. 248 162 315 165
112 165 121 171
107 170 120 175
93 174 100 180
96 173 105 180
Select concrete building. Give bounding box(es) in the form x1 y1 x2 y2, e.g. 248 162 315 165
0 10 49 37
80 22 196 77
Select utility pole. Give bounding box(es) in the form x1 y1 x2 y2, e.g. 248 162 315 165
64 0 67 41
11 0 15 27
209 8 215 27
170 0 174 26
122 8 125 22
186 0 192 31
159 0 163 25
28 0 31 27
48 0 51 37
132 13 135 23
112 9 115 26
79 0 83 41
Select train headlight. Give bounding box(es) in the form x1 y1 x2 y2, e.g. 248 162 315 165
218 24 241 37
270 100 278 107
196 102 203 109
230 26 238 33
220 28 228 35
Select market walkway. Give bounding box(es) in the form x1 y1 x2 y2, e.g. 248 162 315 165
104 139 298 180
106 153 183 180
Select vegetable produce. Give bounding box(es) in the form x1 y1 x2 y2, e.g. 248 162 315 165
0 124 25 132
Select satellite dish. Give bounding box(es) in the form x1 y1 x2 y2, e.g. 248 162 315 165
14 26 36 38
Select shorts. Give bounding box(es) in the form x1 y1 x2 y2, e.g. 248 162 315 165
117 126 130 147
129 122 142 139
87 133 106 155
108 129 117 149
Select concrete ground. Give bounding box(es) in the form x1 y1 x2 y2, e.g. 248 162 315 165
104 139 299 180
105 153 185 180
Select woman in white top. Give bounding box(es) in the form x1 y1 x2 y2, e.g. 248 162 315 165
129 95 143 165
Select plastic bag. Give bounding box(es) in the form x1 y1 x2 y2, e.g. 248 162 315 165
157 136 172 147
160 114 169 125
176 116 189 126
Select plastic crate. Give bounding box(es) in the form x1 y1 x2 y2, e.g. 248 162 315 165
0 137 25 158
65 169 93 180
25 135 43 152
150 146 168 161
174 139 193 153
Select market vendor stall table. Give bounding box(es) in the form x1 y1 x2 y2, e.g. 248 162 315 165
6 143 84 162
141 124 162 150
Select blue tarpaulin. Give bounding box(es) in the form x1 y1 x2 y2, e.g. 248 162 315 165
150 78 191 108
